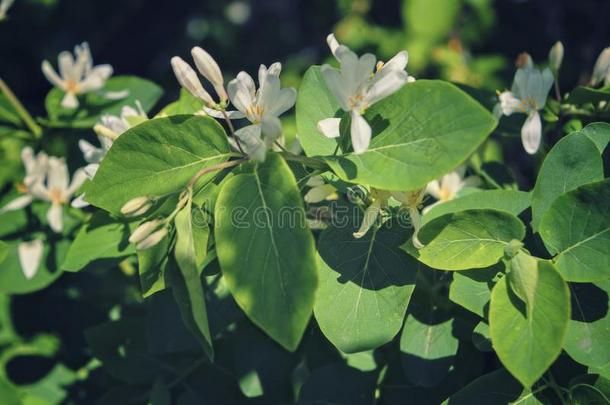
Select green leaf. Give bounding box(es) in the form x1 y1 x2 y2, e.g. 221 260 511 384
507 252 540 311
489 261 570 387
563 281 610 376
539 179 610 282
44 75 163 128
423 189 531 225
137 237 168 298
472 321 492 352
581 122 610 153
324 80 497 190
445 368 545 404
400 287 459 387
86 115 232 215
314 209 417 353
409 209 525 271
531 132 604 231
296 69 497 190
62 211 135 272
566 85 610 105
158 89 206 116
173 197 213 360
449 265 500 317
295 66 345 157
215 153 318 351
0 240 7 264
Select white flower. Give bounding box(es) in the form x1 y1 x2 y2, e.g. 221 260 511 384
18 239 44 280
171 47 228 107
317 34 412 154
1 149 86 231
41 42 118 109
591 47 610 87
0 147 48 214
304 175 339 203
423 166 479 213
0 0 14 20
36 157 87 232
390 189 426 249
223 63 296 161
353 189 391 239
495 64 554 154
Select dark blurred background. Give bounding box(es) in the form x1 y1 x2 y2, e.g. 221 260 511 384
1 0 610 117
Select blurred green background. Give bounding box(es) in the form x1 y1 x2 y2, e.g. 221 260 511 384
1 0 609 114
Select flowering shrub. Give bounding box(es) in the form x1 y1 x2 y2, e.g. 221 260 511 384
0 1 609 402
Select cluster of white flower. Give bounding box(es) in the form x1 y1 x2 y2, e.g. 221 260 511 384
41 42 127 109
0 148 87 278
171 47 296 161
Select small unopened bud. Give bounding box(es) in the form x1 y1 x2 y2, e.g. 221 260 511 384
516 52 533 69
191 47 228 102
129 219 163 245
121 196 152 217
591 47 610 86
136 228 168 250
548 41 564 73
93 123 118 141
171 56 214 105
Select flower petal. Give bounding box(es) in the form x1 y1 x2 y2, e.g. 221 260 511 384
61 92 79 109
327 33 340 58
0 195 33 214
227 71 256 114
317 117 341 138
67 168 88 197
47 203 64 233
267 87 296 117
41 60 65 90
521 111 542 154
170 56 213 104
58 51 75 81
320 65 349 111
353 201 381 239
365 70 408 106
71 194 90 208
47 157 69 191
18 240 44 280
350 111 371 154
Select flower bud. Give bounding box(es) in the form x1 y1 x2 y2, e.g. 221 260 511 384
121 196 152 217
191 47 228 102
516 52 533 69
591 47 610 86
136 228 168 250
170 56 214 105
129 219 163 244
548 41 564 73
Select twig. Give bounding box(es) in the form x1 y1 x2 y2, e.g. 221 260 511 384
186 158 248 189
0 77 42 138
219 109 245 155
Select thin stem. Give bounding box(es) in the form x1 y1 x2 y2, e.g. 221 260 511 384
553 77 561 102
186 157 248 189
0 77 42 138
274 140 289 152
472 165 503 190
219 109 245 155
279 151 329 170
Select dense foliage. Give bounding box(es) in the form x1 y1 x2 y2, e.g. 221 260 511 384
0 1 609 404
